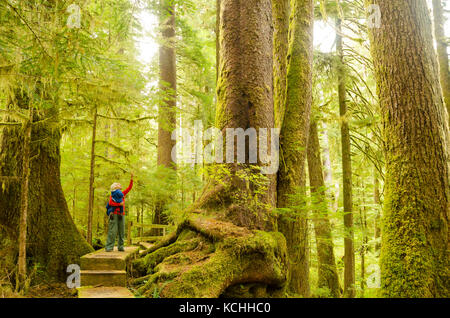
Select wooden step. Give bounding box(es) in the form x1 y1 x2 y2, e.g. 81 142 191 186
80 270 127 287
80 246 140 271
78 286 135 298
81 256 126 271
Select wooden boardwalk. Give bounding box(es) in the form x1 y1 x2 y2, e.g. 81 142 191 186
77 246 139 298
77 222 167 298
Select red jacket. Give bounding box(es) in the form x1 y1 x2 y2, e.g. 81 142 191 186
109 179 133 215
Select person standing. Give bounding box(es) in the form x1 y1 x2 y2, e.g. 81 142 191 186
105 173 134 252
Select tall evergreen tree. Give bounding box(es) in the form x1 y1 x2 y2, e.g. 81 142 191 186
368 0 450 298
276 0 314 297
155 0 178 229
336 18 355 298
307 119 341 297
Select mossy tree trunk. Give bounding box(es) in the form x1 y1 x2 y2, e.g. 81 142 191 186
336 18 355 298
17 108 33 290
272 0 290 129
307 119 341 297
0 100 93 281
132 0 289 298
212 0 277 226
367 0 450 298
432 0 450 118
154 0 177 231
276 0 314 297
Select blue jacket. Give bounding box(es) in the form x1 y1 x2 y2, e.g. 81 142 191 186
111 189 124 203
106 190 124 216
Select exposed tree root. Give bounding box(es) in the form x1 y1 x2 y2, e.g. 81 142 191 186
131 215 288 298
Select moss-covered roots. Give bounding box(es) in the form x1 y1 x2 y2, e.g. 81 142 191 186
131 217 288 298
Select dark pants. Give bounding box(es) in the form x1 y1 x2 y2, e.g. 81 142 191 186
105 214 125 251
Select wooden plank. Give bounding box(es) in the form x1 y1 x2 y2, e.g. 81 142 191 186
132 224 169 229
78 286 135 298
131 236 162 244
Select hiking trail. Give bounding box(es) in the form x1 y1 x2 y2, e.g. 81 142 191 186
77 243 153 298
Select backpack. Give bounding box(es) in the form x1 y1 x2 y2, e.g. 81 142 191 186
106 195 115 216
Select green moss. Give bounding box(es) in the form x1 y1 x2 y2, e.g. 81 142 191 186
140 236 200 275
380 164 449 297
132 218 288 298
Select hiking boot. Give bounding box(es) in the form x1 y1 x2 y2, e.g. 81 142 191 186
118 248 125 252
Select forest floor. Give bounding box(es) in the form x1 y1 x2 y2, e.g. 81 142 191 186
25 283 77 298
1 283 77 298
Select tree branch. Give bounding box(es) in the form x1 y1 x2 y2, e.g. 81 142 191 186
6 1 52 59
97 114 156 123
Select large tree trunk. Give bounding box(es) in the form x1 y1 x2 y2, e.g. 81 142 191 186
307 119 341 298
0 105 93 281
432 0 450 118
272 0 290 129
210 0 277 228
154 0 177 231
336 18 355 298
367 0 449 298
276 0 314 297
132 0 288 298
157 0 177 168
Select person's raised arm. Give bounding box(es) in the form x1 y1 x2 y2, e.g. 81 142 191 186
122 173 134 196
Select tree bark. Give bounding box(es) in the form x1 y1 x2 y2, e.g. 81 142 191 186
432 0 450 119
307 119 341 297
336 18 355 298
272 0 290 129
17 108 33 290
367 0 450 298
158 0 177 168
154 0 177 231
276 0 314 297
211 0 276 229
